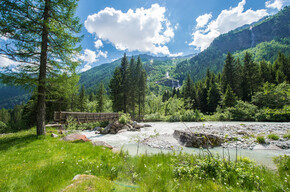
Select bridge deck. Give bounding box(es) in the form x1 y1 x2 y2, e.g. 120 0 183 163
54 111 119 124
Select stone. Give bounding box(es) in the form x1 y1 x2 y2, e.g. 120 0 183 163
173 130 224 148
144 124 152 127
62 134 90 142
237 130 249 135
51 133 59 138
91 141 113 149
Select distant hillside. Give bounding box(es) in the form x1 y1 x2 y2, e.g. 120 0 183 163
0 83 30 109
175 6 290 82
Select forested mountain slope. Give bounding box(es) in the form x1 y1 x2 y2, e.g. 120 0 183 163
175 6 290 82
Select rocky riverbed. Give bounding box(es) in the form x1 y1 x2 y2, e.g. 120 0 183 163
83 122 290 151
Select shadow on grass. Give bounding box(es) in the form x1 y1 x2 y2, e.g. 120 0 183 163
0 133 39 151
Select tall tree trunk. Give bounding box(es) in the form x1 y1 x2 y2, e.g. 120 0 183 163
36 0 50 135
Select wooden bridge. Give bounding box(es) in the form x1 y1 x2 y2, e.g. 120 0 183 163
54 111 119 124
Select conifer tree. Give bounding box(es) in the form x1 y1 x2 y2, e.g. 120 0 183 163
79 85 86 112
109 67 123 112
182 74 195 109
120 53 130 113
241 52 259 101
128 56 137 116
259 60 272 83
136 56 147 119
222 84 237 108
207 76 220 113
0 0 82 135
96 83 106 112
221 53 236 93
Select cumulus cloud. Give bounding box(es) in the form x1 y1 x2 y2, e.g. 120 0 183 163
94 39 103 49
79 49 97 64
265 0 284 10
84 4 175 55
0 55 17 68
196 13 212 28
97 50 108 58
169 52 183 57
189 0 268 51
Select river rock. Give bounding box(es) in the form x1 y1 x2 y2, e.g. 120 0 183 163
91 140 113 149
173 130 224 148
51 133 59 138
62 134 90 142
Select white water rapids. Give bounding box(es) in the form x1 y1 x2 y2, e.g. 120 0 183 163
82 122 290 169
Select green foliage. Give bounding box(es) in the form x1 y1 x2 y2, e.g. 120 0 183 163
180 110 203 122
267 134 279 140
66 117 103 131
0 121 8 134
118 113 131 124
222 85 237 108
273 155 290 180
96 83 106 112
144 113 165 122
256 136 266 144
227 100 259 121
252 82 290 109
1 129 289 191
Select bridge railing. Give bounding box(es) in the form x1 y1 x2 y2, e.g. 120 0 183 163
54 111 119 124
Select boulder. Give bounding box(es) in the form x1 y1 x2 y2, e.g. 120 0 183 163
144 124 152 127
237 130 249 135
91 141 113 149
62 134 90 142
173 130 224 148
51 133 59 138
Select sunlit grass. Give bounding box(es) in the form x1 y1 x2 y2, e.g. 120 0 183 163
0 128 289 192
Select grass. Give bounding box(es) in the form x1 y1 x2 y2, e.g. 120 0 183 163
1 128 289 192
267 134 280 140
256 136 266 144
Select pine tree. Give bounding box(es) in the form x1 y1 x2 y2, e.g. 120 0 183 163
222 84 237 108
128 56 137 116
120 53 130 113
0 0 82 135
259 60 272 83
96 83 106 112
182 73 195 109
241 52 259 101
207 77 220 113
136 56 147 119
221 53 236 93
79 85 86 112
109 67 123 112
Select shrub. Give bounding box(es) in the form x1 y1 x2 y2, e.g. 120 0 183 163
181 110 202 122
118 113 131 124
261 106 290 122
227 101 258 121
166 114 181 122
256 136 266 144
267 133 279 140
144 113 165 122
283 133 290 139
0 121 8 134
273 155 290 178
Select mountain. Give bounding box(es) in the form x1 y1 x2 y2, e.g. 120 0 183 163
175 6 290 82
79 54 195 94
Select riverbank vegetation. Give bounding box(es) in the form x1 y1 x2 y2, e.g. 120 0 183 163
0 52 289 134
0 128 289 192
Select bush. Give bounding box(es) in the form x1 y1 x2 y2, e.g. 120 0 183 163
166 114 181 122
267 133 279 140
283 134 290 139
227 101 258 121
273 155 290 178
0 121 8 134
181 110 203 122
118 113 131 124
144 113 165 121
256 136 266 144
261 106 290 122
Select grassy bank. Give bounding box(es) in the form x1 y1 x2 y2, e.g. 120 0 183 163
0 128 289 192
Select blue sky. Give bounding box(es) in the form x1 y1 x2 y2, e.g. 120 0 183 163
0 0 289 72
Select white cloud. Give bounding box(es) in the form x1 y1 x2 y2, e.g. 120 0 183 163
84 4 175 55
97 50 108 58
189 0 268 51
265 0 284 10
94 39 103 49
0 55 17 67
169 52 183 57
196 13 212 28
80 64 92 72
79 49 97 64
0 36 8 41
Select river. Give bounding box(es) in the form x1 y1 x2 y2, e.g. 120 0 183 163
82 122 290 169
